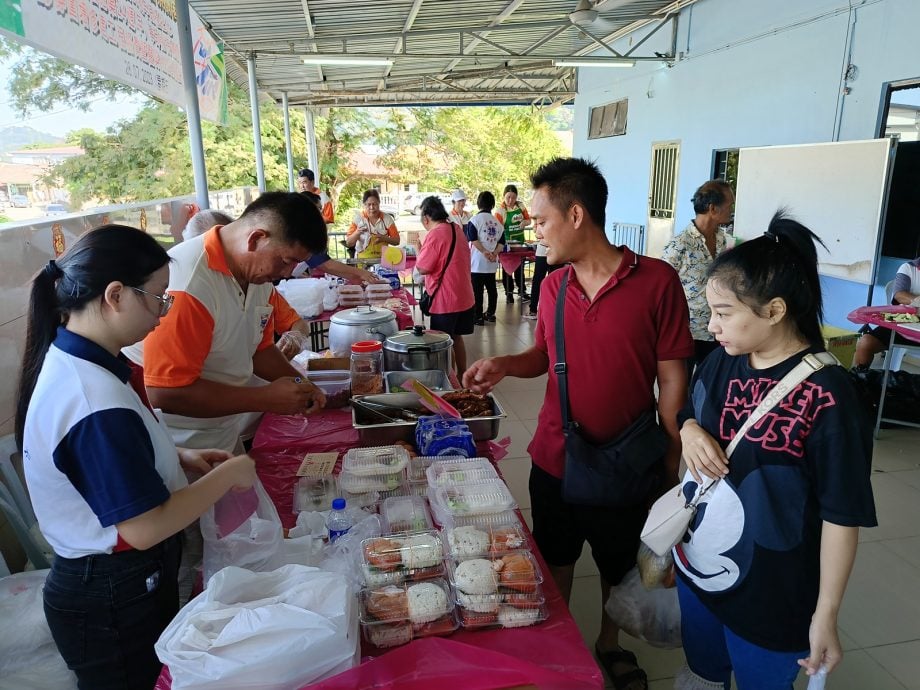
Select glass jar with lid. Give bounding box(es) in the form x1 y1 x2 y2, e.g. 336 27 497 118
350 340 385 396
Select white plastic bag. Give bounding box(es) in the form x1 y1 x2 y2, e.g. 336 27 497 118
200 481 284 585
0 570 78 689
156 565 358 690
605 567 682 649
276 278 326 318
318 513 382 591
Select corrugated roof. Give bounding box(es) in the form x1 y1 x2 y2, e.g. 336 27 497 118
191 0 696 108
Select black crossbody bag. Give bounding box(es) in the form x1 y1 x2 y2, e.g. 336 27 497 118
554 269 669 506
418 223 457 317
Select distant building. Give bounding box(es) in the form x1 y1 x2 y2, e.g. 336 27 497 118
7 145 84 166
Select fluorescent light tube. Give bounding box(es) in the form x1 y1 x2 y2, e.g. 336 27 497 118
303 56 393 66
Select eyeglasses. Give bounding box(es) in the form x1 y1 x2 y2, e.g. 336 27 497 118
132 287 174 317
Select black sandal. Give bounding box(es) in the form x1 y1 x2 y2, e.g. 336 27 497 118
595 645 648 690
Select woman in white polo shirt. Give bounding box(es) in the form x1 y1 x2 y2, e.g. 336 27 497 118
16 225 257 690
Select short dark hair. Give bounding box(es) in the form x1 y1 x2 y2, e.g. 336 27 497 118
16 225 169 445
239 191 327 254
707 211 827 347
530 157 607 229
503 184 518 196
302 191 322 210
692 180 733 215
477 191 496 212
362 189 381 204
420 195 449 222
298 168 315 181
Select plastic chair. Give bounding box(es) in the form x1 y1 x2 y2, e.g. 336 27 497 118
873 281 920 437
0 482 50 570
0 434 36 524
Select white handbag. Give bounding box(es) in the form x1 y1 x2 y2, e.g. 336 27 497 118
640 352 839 557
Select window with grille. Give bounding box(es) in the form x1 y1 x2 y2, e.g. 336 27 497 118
588 99 628 139
648 142 680 219
712 148 739 192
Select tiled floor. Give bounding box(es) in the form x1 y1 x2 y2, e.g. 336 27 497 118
463 300 920 690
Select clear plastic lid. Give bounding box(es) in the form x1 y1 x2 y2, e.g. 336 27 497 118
338 470 403 494
407 455 462 482
447 552 543 595
380 495 433 533
292 476 337 513
343 446 410 476
359 578 454 625
429 480 516 517
337 284 364 295
430 506 521 530
426 458 498 488
457 598 547 630
337 486 380 509
443 523 529 560
365 283 393 297
361 531 445 587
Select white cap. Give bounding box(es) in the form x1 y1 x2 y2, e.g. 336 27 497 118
450 189 466 202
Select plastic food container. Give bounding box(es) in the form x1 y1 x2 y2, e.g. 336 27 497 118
432 508 521 530
305 370 351 409
457 598 548 630
448 552 543 597
443 523 529 560
359 579 459 648
338 284 364 297
336 486 380 510
361 531 445 587
338 470 403 494
429 480 516 517
426 458 498 488
406 455 438 482
365 284 393 301
343 446 410 476
380 495 433 533
293 476 338 513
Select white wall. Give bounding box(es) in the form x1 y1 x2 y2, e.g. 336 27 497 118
571 0 920 328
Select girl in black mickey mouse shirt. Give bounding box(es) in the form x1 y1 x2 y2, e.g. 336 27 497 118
674 213 877 690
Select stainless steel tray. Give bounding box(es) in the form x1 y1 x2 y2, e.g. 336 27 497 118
385 370 453 393
352 392 505 445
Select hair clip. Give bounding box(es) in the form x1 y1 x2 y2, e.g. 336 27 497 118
763 230 779 242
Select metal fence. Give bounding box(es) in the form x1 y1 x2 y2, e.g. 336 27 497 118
610 222 646 254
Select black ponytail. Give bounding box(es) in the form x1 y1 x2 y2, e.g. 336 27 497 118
15 225 169 447
707 211 827 348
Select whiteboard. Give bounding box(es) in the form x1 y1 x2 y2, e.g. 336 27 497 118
734 139 895 285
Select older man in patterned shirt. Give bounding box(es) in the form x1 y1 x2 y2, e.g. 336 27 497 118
661 179 734 372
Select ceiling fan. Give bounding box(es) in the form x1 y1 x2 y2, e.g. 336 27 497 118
569 0 637 25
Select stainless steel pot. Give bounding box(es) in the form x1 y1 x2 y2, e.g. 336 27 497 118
328 306 398 357
383 325 453 374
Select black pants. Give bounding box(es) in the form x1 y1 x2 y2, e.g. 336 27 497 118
528 257 561 315
43 535 182 689
472 272 498 318
502 265 526 297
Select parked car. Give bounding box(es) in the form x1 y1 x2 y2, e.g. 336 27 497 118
44 203 67 216
10 194 30 208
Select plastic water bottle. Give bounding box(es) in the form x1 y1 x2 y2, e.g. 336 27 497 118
806 665 828 690
325 498 352 543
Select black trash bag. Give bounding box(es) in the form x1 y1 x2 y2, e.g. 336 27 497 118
849 368 920 424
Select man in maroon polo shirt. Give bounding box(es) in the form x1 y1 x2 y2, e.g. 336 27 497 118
463 157 692 690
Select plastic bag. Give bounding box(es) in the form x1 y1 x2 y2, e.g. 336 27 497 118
200 480 284 585
276 277 326 318
605 567 681 649
318 512 382 591
156 565 359 690
277 330 310 359
636 542 676 589
0 570 78 689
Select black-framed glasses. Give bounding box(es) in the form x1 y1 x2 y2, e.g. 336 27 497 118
132 287 174 317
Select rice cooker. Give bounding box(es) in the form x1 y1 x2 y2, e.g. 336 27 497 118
328 306 398 357
383 325 453 374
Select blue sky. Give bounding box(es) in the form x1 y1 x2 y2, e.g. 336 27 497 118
0 58 145 137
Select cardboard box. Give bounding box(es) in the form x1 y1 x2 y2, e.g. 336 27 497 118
308 357 350 371
821 325 858 368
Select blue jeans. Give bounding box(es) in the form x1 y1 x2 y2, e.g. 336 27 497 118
677 578 807 690
43 535 181 690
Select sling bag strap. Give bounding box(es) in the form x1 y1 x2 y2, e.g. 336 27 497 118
690 351 840 501
427 222 458 309
554 269 575 429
